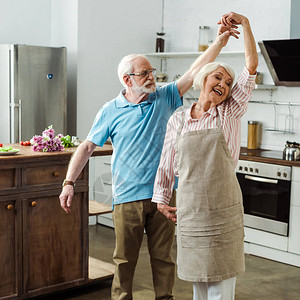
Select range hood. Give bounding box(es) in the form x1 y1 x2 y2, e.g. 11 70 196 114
258 39 300 87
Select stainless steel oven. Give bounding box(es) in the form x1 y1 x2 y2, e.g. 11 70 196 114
236 160 291 236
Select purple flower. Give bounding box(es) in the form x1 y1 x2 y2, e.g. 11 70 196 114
31 125 64 152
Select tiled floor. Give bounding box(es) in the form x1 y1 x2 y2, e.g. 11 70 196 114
37 224 300 300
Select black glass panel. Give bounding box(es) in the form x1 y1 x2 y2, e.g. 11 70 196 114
237 173 291 223
260 39 300 85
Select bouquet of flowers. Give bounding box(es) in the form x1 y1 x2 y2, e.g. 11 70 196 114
31 125 64 152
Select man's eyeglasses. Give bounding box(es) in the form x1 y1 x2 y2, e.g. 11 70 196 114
127 69 157 78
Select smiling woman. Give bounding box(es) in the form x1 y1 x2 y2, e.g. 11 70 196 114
152 12 258 300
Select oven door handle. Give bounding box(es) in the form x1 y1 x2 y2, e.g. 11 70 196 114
245 175 278 184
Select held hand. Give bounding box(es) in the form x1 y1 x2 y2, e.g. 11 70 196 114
218 24 240 39
59 185 74 213
157 203 177 223
218 12 248 27
214 17 240 48
215 29 230 48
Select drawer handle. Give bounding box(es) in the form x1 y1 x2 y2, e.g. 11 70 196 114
7 204 14 210
53 171 60 177
31 201 37 207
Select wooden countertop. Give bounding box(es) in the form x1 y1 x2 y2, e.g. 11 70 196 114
0 143 113 165
239 147 300 167
2 142 299 167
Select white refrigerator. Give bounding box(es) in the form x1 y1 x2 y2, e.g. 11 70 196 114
0 44 67 143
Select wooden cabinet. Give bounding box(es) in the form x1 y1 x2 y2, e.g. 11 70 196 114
0 198 19 299
0 144 114 299
22 190 88 297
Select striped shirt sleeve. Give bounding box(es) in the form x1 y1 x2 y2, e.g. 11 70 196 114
221 67 256 119
152 112 183 205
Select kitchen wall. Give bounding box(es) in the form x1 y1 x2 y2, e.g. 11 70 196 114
161 0 300 151
0 0 51 45
0 0 78 136
164 0 291 53
0 0 299 150
75 0 300 150
76 0 162 138
50 0 78 136
291 0 300 38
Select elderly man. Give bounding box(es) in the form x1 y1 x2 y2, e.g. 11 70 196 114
59 22 237 300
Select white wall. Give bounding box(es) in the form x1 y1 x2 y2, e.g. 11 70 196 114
159 0 300 151
291 0 300 38
0 0 299 150
164 0 291 52
76 0 162 138
50 0 78 135
0 0 51 45
76 0 300 150
0 0 78 135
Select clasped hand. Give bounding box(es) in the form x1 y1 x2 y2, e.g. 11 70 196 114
216 11 248 47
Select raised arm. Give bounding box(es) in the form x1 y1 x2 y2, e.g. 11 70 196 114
59 140 97 213
219 12 258 74
176 24 240 97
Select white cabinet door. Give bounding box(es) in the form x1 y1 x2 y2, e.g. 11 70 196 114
89 156 113 227
292 166 300 182
288 205 300 255
291 167 300 207
288 167 300 254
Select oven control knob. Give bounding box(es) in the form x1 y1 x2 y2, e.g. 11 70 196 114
255 168 259 173
239 166 243 171
277 171 281 177
250 168 253 172
245 167 248 172
283 172 287 178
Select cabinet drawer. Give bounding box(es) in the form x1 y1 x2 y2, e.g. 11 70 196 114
0 168 19 189
26 164 68 186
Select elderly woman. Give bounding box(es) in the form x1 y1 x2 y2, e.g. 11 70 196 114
152 12 258 300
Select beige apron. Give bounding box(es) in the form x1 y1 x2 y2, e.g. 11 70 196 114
175 112 245 283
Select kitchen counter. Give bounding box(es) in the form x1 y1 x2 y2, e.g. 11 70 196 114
4 143 299 166
0 143 113 165
239 147 300 167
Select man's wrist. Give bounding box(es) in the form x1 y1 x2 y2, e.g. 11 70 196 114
62 179 75 188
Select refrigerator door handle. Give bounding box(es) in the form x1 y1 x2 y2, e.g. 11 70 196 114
18 99 22 141
10 99 22 142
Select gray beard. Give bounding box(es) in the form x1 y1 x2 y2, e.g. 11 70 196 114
132 79 156 94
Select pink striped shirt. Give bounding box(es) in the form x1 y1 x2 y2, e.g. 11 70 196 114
152 67 256 205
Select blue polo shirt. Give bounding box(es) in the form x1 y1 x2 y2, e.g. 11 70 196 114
87 81 182 206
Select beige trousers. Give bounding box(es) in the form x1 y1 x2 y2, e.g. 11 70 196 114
111 195 176 300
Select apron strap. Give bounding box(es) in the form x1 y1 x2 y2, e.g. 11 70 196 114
176 111 186 138
174 111 186 155
215 108 222 128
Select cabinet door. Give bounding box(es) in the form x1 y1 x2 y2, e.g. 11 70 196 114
22 190 88 296
0 200 20 298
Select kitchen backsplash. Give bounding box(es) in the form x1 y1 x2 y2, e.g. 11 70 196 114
242 91 300 151
181 92 300 152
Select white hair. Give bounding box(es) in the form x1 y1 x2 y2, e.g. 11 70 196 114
193 62 235 95
117 54 148 88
